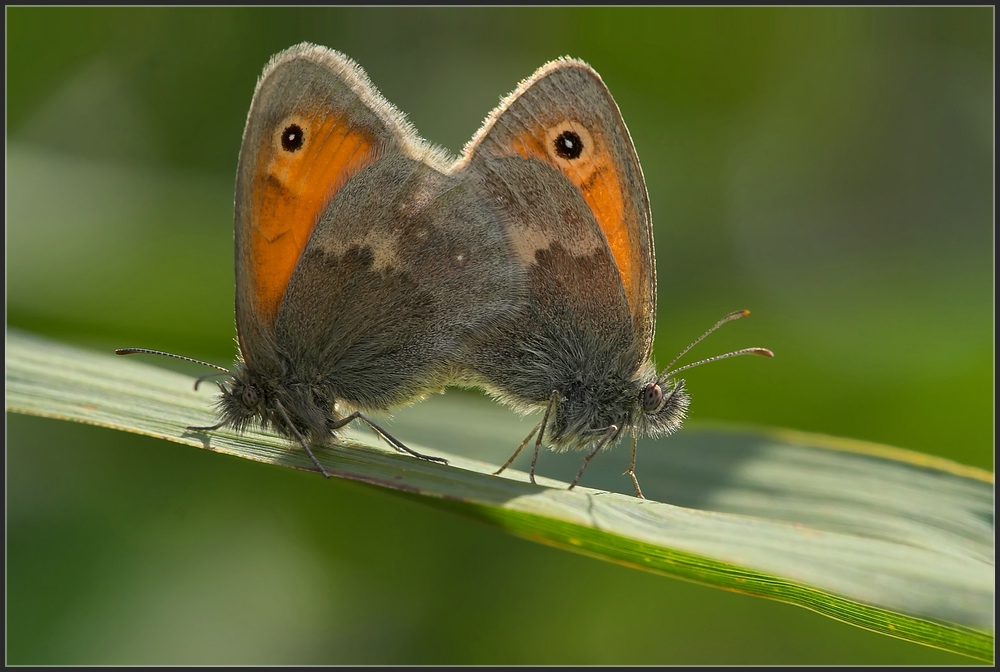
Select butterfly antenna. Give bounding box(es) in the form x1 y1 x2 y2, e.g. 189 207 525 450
662 347 773 381
115 348 230 374
657 310 773 383
662 310 752 373
193 372 230 391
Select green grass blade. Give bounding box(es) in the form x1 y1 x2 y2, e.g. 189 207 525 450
5 329 993 661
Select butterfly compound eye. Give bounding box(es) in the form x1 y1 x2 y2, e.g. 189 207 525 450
553 130 584 160
641 383 662 412
281 124 305 152
241 385 259 409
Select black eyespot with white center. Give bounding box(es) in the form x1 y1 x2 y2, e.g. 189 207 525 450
281 124 304 152
641 383 662 412
241 385 259 409
554 130 583 160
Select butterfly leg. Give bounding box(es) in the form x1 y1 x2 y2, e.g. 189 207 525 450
186 420 227 432
330 412 449 465
493 421 539 476
624 427 644 499
493 390 559 483
568 424 620 491
274 400 331 478
527 390 560 485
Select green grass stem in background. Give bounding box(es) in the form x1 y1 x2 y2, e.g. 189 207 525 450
6 330 993 662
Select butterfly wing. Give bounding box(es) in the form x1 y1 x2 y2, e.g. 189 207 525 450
235 44 412 356
461 59 656 358
234 43 522 409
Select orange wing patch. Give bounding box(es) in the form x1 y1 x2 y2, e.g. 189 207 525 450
250 112 378 323
510 120 635 313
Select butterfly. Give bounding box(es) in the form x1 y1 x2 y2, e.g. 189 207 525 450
118 43 771 496
444 55 773 497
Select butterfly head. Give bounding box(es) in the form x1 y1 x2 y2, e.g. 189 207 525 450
215 360 337 444
633 376 690 439
541 352 689 451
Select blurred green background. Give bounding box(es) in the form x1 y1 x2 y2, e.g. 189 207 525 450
6 7 992 664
